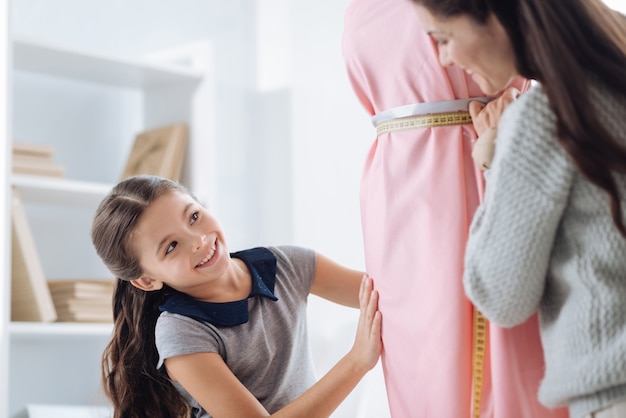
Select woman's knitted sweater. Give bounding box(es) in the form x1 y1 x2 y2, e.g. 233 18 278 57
463 84 626 418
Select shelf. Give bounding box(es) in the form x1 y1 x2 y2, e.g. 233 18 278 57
17 404 112 418
9 322 113 339
4 7 212 414
13 37 204 88
11 175 112 208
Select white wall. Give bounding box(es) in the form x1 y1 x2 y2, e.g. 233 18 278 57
605 0 626 12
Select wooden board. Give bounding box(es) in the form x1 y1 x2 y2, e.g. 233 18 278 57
120 123 188 181
11 188 57 322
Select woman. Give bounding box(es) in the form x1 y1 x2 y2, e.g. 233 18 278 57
410 0 626 417
91 175 382 417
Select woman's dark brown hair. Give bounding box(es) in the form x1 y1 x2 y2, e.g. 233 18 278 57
412 0 626 236
92 175 191 418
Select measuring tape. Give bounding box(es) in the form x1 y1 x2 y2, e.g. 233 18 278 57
376 108 486 416
472 308 488 418
376 110 472 136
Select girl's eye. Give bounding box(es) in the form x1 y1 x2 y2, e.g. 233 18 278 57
165 241 177 255
190 211 199 225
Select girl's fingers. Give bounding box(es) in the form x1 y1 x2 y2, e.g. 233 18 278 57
360 275 372 310
366 289 378 324
371 310 382 339
357 275 381 341
361 278 378 323
359 274 367 304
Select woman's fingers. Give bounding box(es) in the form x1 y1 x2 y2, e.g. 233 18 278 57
470 87 522 136
469 100 486 121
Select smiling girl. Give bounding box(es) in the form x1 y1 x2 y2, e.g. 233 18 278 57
91 174 381 418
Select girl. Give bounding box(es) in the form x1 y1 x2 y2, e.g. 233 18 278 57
410 1 626 417
91 174 382 418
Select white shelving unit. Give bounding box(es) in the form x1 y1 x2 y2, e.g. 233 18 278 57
14 38 204 88
11 175 112 208
3 33 212 418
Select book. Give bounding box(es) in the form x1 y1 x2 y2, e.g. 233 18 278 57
120 123 188 181
48 279 115 299
54 299 111 311
12 141 66 178
55 312 113 323
54 304 113 323
12 142 55 158
12 160 65 177
48 279 115 323
12 153 55 165
11 189 57 322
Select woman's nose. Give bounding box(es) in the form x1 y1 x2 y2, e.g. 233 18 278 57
438 46 453 67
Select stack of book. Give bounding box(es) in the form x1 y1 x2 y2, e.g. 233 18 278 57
13 142 65 178
48 279 115 323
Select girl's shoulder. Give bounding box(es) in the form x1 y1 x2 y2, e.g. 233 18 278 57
268 245 317 295
269 245 316 263
155 311 223 369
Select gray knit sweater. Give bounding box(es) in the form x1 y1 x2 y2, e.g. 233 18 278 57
463 84 626 418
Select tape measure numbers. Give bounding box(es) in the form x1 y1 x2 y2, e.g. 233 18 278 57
472 309 488 418
376 111 473 136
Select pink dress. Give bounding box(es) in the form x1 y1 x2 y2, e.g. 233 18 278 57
342 0 569 417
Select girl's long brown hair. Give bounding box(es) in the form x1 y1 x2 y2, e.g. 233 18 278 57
413 0 626 237
92 175 191 418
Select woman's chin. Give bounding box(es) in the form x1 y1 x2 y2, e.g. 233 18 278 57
472 74 508 96
477 82 502 96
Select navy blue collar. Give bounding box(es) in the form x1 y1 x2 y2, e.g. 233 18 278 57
159 247 278 327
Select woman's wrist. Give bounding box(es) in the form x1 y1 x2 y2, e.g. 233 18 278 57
472 127 498 170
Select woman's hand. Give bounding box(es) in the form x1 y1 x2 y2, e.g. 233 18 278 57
469 87 521 170
347 275 382 372
472 127 498 170
470 87 520 136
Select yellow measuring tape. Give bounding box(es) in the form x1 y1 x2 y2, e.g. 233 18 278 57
376 110 472 136
377 109 486 416
472 309 488 418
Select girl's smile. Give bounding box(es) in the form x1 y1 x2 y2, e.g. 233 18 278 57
130 189 245 301
195 239 218 269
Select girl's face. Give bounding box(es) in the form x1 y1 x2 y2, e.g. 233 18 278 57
414 5 518 95
131 190 230 299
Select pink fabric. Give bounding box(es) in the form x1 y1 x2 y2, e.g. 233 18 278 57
342 0 569 417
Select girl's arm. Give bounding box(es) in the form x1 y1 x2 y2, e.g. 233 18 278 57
309 253 364 308
165 351 269 417
165 276 382 418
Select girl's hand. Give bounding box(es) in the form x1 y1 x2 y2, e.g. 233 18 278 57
348 274 382 372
